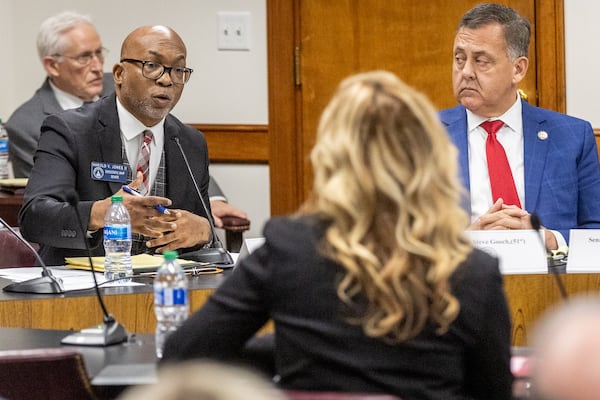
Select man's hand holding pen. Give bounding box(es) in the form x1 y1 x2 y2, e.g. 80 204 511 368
88 172 212 251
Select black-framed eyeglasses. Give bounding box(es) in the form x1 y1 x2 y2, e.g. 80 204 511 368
53 47 108 66
120 58 193 85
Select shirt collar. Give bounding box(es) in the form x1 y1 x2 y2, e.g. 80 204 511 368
49 79 99 110
116 97 165 141
466 94 523 134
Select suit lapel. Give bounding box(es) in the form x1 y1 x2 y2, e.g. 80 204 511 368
440 106 471 214
97 94 126 193
522 102 549 211
39 79 64 117
163 118 183 202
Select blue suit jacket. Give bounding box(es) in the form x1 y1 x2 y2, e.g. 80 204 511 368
439 102 600 241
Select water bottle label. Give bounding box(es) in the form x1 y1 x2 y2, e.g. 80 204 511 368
104 225 131 240
155 288 188 306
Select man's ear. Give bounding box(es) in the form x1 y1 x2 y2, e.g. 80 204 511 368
42 56 60 78
113 63 124 86
513 56 529 84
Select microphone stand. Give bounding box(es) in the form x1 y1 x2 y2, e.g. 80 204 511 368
530 214 568 301
61 194 128 346
1 217 64 294
171 136 234 266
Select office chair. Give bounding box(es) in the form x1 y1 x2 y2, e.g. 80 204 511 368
0 228 38 268
0 348 98 400
283 391 401 400
221 215 250 252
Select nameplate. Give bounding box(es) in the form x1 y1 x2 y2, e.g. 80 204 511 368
466 230 547 274
566 229 600 272
90 161 129 183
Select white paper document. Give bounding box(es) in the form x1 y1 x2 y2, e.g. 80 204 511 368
567 229 600 272
466 230 547 274
0 267 143 291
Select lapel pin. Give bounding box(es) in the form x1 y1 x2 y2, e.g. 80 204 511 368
537 131 548 140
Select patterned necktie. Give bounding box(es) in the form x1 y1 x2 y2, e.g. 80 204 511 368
135 130 153 195
481 120 522 208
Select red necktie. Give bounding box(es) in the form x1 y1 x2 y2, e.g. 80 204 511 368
481 120 521 208
135 130 153 195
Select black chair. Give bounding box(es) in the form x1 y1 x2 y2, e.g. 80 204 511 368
0 228 38 268
0 348 98 400
221 215 250 252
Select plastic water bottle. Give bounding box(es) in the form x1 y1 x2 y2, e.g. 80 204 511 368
103 195 132 281
0 118 9 179
154 250 189 358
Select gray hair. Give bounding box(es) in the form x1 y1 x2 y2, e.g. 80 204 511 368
458 3 530 60
36 11 94 60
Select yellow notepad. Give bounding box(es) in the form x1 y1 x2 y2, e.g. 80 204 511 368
0 178 28 187
65 254 204 273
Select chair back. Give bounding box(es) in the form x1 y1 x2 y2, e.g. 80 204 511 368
0 348 97 400
0 228 38 268
284 391 401 400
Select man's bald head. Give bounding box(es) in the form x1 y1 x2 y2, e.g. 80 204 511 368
532 296 600 400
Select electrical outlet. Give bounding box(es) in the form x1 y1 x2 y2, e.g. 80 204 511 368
217 11 251 51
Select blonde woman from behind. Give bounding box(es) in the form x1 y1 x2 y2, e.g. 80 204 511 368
162 71 513 400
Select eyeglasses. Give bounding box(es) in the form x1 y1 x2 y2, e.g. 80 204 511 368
120 58 193 85
53 47 108 66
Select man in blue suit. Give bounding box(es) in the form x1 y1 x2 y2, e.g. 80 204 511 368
440 3 600 250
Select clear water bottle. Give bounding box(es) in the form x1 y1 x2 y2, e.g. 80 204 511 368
154 250 189 358
0 118 9 179
103 195 132 281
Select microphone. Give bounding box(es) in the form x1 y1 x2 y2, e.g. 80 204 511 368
171 135 234 266
530 214 568 300
60 192 128 346
1 217 64 294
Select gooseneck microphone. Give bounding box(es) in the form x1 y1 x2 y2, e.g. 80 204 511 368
1 217 64 294
171 136 234 266
61 192 128 346
530 214 568 301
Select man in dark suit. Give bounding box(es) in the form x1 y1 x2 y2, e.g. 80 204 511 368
6 12 248 228
440 3 600 250
19 25 212 265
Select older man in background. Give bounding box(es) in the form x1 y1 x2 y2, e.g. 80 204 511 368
6 11 112 178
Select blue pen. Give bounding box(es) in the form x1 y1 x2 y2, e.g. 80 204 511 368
122 185 170 214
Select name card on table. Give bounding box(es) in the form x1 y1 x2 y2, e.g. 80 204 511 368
566 229 600 272
466 230 547 274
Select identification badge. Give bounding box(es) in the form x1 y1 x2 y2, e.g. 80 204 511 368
90 162 129 183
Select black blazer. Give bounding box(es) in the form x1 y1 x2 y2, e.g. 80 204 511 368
19 93 211 265
162 215 513 400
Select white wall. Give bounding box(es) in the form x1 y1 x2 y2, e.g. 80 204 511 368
0 0 270 239
564 2 600 127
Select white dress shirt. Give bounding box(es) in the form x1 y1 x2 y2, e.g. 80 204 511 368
467 96 566 248
116 98 164 189
49 80 99 110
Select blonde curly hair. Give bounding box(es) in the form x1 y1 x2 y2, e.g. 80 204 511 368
305 70 472 342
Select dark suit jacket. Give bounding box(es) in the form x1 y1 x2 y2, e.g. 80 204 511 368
440 102 600 241
6 74 114 178
18 94 211 265
162 215 513 400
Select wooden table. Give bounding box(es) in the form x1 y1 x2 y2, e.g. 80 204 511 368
2 268 598 346
0 272 230 334
504 272 600 346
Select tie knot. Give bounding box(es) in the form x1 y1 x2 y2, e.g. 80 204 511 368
142 130 153 144
480 120 504 136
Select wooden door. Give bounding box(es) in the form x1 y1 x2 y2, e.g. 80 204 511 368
268 0 565 215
